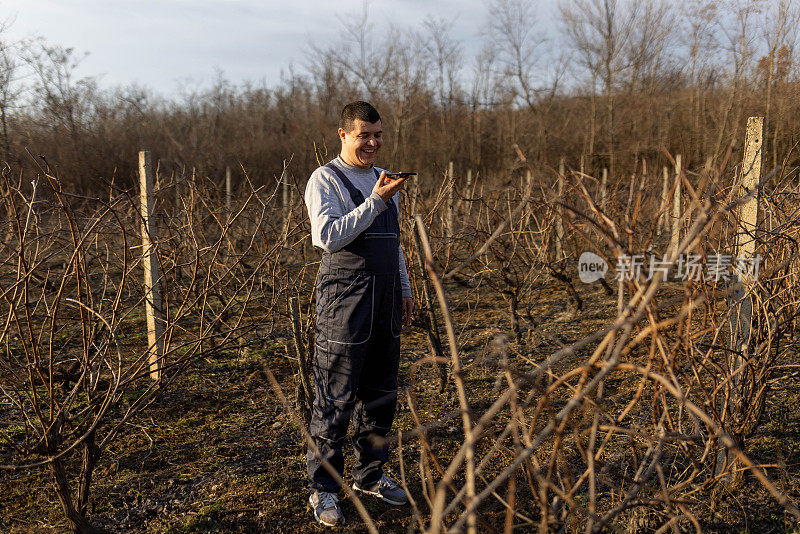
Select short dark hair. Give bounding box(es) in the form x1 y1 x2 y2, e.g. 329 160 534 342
340 101 381 131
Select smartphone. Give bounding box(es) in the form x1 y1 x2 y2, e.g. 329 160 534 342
384 172 417 181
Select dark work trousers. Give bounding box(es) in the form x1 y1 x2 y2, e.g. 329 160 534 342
307 163 403 493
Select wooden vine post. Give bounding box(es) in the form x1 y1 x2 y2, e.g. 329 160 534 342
668 155 682 256
715 117 763 479
524 170 532 226
139 151 164 381
446 161 455 266
730 117 763 401
282 165 290 218
464 169 473 217
554 157 565 260
409 174 418 218
658 165 669 236
225 166 232 213
600 167 608 210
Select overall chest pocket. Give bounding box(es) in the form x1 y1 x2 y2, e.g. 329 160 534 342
317 272 374 346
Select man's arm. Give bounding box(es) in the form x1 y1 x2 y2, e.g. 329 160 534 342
305 168 387 253
305 168 410 253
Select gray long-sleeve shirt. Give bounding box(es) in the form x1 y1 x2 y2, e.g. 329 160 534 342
304 156 412 298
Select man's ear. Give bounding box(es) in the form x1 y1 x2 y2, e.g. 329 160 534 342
338 128 346 142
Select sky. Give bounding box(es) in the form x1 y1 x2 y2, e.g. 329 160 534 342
0 0 492 95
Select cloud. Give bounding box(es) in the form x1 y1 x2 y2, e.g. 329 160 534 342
0 0 489 93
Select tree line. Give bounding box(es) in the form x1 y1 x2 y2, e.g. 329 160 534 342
0 0 797 193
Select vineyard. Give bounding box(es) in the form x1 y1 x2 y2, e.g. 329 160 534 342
1 111 799 533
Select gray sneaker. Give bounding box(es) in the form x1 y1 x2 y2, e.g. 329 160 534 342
353 473 409 505
309 490 344 526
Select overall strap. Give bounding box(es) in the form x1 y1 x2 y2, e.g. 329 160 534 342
325 162 365 206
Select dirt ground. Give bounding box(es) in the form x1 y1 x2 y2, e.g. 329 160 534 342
2 278 800 533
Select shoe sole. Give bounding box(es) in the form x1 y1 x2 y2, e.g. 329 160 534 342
308 494 344 526
352 483 408 506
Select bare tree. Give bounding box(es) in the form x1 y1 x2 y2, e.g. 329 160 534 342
682 0 721 160
758 0 800 167
467 42 501 168
712 0 763 158
0 22 22 164
312 1 396 99
623 0 675 94
560 0 639 172
420 17 462 113
22 40 96 141
486 0 547 111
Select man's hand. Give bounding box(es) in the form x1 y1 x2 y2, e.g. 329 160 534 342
402 297 413 327
373 171 409 202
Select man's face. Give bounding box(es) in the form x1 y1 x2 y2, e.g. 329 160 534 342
339 119 382 169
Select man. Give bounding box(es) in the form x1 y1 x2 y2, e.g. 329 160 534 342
303 101 413 526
